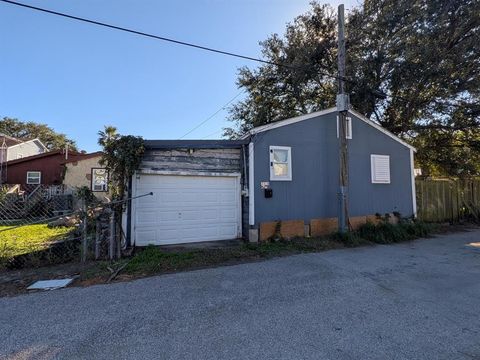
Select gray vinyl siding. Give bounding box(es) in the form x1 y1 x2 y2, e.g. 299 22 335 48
6 141 45 161
252 112 413 225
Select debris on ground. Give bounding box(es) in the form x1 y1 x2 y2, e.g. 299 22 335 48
48 216 80 228
27 278 74 291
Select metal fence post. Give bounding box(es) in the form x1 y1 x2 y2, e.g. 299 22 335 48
115 210 121 260
81 201 88 263
95 217 101 260
109 210 115 260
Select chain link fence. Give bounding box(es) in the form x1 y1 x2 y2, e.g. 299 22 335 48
0 184 132 271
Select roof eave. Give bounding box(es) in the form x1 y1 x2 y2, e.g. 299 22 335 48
347 109 416 152
144 139 249 150
240 107 416 152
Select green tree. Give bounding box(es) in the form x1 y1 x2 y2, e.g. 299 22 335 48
226 0 480 176
97 125 144 201
0 117 77 150
97 125 119 148
98 126 144 256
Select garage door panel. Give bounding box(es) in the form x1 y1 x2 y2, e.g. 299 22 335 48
157 210 179 222
220 209 236 221
156 229 180 243
136 230 157 245
179 191 217 203
219 225 237 237
134 174 240 245
180 209 217 221
219 191 236 203
136 210 157 224
160 192 181 203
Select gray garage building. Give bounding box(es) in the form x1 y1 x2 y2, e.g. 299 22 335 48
129 107 416 245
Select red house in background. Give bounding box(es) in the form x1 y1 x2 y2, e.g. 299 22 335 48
5 150 91 187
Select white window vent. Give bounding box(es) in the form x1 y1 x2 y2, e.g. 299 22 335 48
371 154 390 184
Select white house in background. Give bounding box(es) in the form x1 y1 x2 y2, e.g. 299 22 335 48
0 134 47 162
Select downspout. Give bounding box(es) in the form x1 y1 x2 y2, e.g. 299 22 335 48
242 144 248 193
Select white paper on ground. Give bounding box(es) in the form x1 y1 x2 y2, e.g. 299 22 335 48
27 279 73 291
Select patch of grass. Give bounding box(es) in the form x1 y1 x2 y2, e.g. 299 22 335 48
0 224 74 258
126 246 198 274
121 238 343 277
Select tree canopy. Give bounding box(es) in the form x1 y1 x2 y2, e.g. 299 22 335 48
226 0 480 176
0 117 77 151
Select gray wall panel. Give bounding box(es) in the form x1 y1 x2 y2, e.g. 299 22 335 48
252 112 413 225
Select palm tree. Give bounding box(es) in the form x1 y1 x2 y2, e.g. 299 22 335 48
97 125 119 147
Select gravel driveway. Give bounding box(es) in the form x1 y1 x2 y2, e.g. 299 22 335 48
1 230 480 360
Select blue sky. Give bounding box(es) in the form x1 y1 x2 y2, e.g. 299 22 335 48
1 0 359 152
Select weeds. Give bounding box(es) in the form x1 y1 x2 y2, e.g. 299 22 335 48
117 221 437 277
356 220 436 245
330 231 368 247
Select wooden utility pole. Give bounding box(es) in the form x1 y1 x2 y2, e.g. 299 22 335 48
337 4 349 233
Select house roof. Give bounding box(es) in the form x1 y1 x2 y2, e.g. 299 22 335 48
242 107 338 138
6 149 83 165
144 140 249 150
0 133 23 147
6 138 48 151
241 107 416 152
0 134 48 151
64 151 103 163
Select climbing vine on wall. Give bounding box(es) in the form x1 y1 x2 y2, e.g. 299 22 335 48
97 126 145 202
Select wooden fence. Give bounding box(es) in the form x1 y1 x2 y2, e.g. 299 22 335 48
416 178 480 222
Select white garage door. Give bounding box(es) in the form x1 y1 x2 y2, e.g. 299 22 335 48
133 174 241 245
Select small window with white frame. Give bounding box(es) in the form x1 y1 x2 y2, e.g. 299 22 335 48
270 146 292 181
371 154 390 184
337 116 352 139
91 168 108 192
26 171 41 185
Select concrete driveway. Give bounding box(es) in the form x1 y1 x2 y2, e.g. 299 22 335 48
1 230 480 360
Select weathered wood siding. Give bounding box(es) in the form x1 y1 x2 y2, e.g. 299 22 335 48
140 148 242 173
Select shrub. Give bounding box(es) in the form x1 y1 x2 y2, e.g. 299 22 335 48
357 220 434 244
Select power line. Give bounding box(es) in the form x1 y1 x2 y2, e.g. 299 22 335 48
0 0 306 72
0 0 359 89
179 90 245 139
201 129 224 139
0 1 348 82
3 0 446 106
1 1 415 112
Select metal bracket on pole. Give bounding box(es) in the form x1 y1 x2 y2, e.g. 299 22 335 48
336 94 350 112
